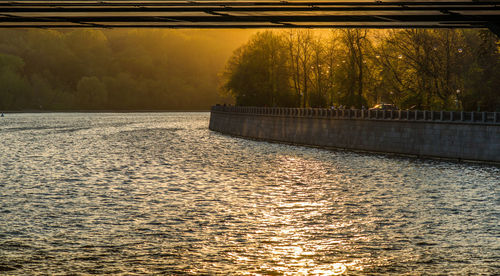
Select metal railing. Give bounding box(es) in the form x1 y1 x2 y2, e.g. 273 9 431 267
211 105 500 124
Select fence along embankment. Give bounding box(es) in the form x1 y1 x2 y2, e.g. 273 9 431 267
209 106 500 163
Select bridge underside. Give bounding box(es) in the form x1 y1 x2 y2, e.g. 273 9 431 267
0 1 499 35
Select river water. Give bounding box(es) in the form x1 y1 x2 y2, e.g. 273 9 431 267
0 112 498 275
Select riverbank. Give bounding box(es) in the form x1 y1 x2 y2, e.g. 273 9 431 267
209 106 500 164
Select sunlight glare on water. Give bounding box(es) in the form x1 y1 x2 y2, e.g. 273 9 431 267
0 113 499 275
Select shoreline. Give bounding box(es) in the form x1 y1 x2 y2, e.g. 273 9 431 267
209 106 500 165
217 131 500 167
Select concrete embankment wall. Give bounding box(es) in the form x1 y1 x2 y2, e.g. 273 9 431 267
209 106 500 163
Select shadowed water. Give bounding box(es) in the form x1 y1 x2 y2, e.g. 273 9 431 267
0 113 499 275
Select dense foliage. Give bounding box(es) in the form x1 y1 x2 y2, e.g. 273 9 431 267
223 30 500 111
0 29 251 110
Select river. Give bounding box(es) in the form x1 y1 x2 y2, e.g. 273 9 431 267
0 112 498 275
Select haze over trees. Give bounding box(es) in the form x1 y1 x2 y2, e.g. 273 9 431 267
1 28 498 112
0 29 253 111
223 29 500 111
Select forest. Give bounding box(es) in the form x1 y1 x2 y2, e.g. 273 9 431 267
0 29 252 111
223 29 500 111
1 29 498 112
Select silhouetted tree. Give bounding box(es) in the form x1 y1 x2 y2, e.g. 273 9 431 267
223 31 295 107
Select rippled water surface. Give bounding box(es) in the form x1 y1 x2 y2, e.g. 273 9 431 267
0 112 499 275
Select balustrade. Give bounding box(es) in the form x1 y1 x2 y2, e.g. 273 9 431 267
211 105 499 124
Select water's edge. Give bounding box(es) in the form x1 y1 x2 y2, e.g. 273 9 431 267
209 110 500 164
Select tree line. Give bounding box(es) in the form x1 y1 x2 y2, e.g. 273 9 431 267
0 29 251 111
222 29 500 111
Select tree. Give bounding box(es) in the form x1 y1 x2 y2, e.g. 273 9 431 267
223 31 294 107
286 30 314 107
336 29 371 108
76 76 107 109
0 53 31 110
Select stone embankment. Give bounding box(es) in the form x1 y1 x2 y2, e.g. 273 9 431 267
209 106 500 163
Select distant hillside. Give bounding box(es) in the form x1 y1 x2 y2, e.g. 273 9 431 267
0 29 255 111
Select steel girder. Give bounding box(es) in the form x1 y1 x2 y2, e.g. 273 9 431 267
0 1 498 34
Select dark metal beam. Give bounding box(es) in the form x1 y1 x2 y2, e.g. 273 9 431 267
0 1 498 29
487 22 500 37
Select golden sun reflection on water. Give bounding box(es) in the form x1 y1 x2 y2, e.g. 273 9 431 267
229 155 370 275
216 153 416 274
